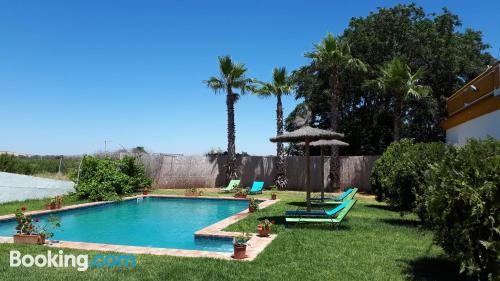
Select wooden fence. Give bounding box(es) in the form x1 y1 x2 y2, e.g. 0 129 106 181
134 154 378 193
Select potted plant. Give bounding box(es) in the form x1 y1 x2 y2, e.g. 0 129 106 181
270 186 277 200
234 186 248 199
13 208 39 244
46 198 57 210
184 187 202 197
233 233 251 259
142 187 150 195
34 215 62 244
55 195 64 209
248 198 259 213
13 208 63 245
257 219 272 237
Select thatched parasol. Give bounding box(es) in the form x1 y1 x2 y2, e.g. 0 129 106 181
270 126 344 211
305 139 349 201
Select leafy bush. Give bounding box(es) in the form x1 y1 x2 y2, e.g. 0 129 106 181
0 154 80 175
0 154 33 174
370 139 449 217
424 138 499 280
75 156 152 201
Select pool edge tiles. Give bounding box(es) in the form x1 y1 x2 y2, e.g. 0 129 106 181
0 194 280 261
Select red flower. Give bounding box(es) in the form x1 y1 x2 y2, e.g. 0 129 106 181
271 219 276 224
21 207 27 211
34 218 40 222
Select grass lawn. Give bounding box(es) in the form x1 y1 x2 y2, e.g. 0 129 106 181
0 190 466 281
0 194 91 216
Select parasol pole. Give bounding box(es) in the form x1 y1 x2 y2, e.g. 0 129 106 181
305 139 311 212
320 146 325 201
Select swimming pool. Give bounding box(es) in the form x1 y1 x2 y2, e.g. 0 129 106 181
0 197 250 252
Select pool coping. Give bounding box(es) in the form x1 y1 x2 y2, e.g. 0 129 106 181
0 194 279 261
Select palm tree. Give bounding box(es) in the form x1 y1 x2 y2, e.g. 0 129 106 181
254 67 294 190
369 57 431 141
305 32 366 191
204 56 254 182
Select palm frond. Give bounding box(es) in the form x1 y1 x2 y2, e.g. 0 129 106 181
305 32 366 75
406 85 431 100
273 67 286 84
218 55 234 77
205 55 256 97
348 57 368 72
203 76 225 93
230 63 247 80
254 66 295 98
233 93 240 103
368 56 431 100
234 78 256 94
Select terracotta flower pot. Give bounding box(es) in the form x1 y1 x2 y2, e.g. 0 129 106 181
13 234 44 245
271 193 277 200
234 193 247 199
143 191 149 195
258 226 270 237
38 234 46 244
249 206 256 213
233 244 247 259
56 203 63 209
46 204 57 210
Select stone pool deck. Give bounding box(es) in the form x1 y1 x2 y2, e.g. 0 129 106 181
0 194 279 261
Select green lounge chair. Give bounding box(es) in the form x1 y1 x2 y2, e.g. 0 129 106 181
310 187 356 201
248 181 264 194
220 180 240 193
311 187 358 205
285 199 357 226
285 199 352 217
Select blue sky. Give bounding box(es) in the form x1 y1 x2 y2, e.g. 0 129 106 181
0 0 498 156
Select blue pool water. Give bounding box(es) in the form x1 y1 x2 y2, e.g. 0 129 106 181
0 197 250 252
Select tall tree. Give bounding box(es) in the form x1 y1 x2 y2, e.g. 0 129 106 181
304 32 366 190
254 67 294 190
288 4 494 156
367 57 431 141
204 56 254 182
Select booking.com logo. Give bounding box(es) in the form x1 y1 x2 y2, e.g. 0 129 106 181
10 250 136 271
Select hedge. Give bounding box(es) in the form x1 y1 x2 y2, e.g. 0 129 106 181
74 156 152 201
424 137 499 280
370 139 449 218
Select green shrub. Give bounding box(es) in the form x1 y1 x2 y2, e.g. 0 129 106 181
0 154 33 174
74 156 152 201
118 156 151 191
370 139 449 217
0 154 80 175
424 137 499 280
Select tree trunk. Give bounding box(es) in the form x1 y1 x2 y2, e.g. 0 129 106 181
393 95 403 141
226 85 238 182
328 70 341 191
275 94 288 190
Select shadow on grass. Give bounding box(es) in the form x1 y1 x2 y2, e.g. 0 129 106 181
381 218 421 228
286 201 308 208
255 214 352 231
285 223 351 231
403 256 469 281
286 201 336 209
365 204 395 211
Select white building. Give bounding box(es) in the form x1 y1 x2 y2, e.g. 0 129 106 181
442 61 500 145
